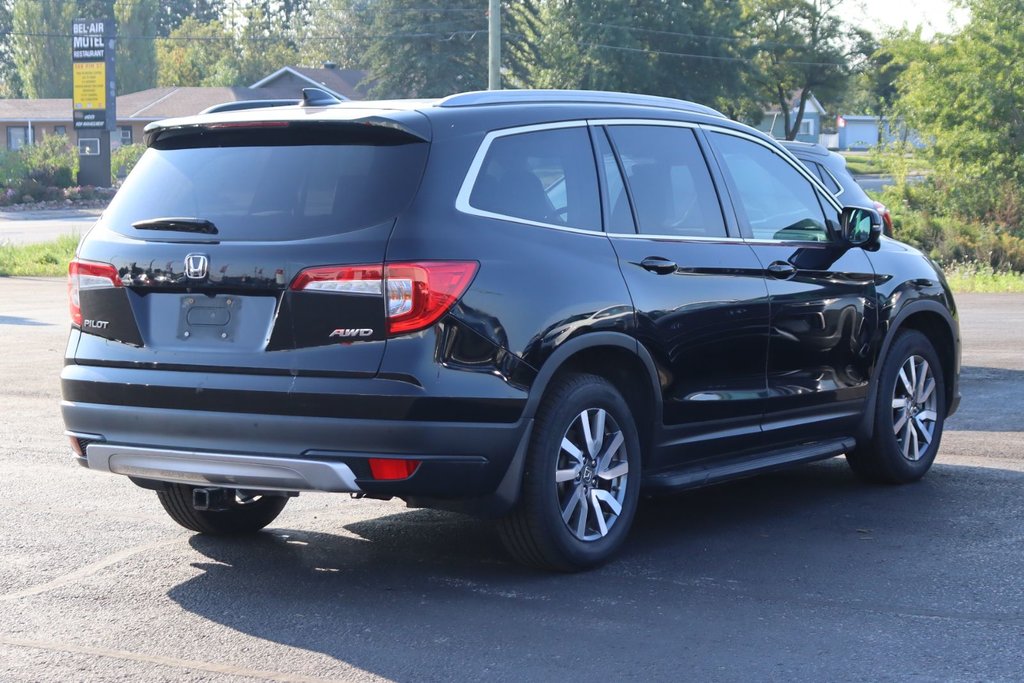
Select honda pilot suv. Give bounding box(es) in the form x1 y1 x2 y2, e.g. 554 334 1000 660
62 89 960 571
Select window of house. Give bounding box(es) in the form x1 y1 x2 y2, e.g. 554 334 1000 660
799 118 815 136
120 126 133 145
7 126 28 151
468 126 600 231
54 125 67 136
709 131 830 242
606 125 726 238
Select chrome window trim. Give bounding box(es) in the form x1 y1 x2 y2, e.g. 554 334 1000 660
610 233 745 244
455 120 604 234
585 118 699 129
453 116 842 242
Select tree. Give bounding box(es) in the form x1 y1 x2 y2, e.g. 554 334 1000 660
297 0 364 69
0 0 24 97
115 0 159 93
10 0 75 98
156 17 233 86
157 0 223 36
155 6 297 87
742 0 871 139
891 0 1024 226
301 0 538 98
228 4 299 84
529 1 754 114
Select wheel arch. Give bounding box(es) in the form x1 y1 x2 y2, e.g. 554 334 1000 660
857 299 960 440
522 332 662 467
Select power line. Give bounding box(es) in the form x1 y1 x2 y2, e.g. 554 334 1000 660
580 21 824 51
579 42 846 67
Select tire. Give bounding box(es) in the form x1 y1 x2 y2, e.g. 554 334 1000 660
157 484 288 534
499 373 642 571
847 330 946 483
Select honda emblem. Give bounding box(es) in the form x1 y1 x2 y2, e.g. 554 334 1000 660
184 253 209 280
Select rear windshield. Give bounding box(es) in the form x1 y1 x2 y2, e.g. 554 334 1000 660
103 125 428 241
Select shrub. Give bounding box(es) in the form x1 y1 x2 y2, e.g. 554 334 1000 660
21 134 78 188
111 144 146 183
0 150 27 189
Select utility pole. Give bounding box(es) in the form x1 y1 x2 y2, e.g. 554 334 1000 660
488 0 500 90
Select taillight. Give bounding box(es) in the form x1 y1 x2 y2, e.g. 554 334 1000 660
385 262 478 334
289 265 384 294
368 458 421 480
68 258 122 327
291 261 478 336
873 201 894 237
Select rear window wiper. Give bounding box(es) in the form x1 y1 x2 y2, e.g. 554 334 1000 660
131 217 219 235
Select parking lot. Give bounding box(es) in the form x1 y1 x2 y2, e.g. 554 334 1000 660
1 276 1021 681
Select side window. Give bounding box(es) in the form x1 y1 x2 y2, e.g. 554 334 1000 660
710 132 831 242
814 163 842 195
593 128 635 234
469 126 600 230
606 125 726 238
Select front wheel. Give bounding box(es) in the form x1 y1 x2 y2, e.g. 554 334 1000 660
499 373 641 571
157 484 288 534
847 330 946 483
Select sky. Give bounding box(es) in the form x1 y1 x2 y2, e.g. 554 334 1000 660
854 0 971 37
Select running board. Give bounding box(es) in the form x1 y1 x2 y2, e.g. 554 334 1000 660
642 437 856 492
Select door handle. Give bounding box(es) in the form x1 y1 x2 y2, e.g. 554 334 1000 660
640 257 677 275
767 261 797 279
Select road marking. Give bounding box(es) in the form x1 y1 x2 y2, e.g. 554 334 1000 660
0 539 179 602
0 636 380 682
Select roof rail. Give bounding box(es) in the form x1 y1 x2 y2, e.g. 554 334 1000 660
302 87 342 107
438 89 726 118
201 99 299 114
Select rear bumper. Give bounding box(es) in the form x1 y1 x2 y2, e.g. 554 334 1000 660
82 443 363 492
61 364 532 510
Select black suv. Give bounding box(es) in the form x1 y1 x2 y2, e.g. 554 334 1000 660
62 90 960 570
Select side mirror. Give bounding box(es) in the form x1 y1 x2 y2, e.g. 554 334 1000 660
840 206 883 249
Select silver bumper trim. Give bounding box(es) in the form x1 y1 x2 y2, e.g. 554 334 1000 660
85 444 362 493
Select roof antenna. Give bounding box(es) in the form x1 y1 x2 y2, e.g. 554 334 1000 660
302 87 341 107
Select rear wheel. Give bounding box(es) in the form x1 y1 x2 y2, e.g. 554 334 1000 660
847 330 946 483
157 484 288 534
499 373 641 571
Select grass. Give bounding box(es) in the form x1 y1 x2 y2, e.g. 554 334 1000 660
0 234 78 277
841 151 933 177
941 262 1024 293
841 152 888 176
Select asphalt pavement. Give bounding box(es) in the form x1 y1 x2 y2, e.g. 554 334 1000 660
0 278 1022 681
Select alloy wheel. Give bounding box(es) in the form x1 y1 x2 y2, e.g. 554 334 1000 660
555 408 630 541
892 354 939 462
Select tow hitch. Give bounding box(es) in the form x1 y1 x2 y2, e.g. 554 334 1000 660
192 487 231 511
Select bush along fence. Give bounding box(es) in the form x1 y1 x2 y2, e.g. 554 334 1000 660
0 136 146 208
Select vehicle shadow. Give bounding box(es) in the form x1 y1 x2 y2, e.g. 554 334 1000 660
0 315 52 327
166 458 1024 681
946 365 1024 432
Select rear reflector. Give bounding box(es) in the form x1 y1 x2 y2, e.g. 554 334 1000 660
368 458 421 480
291 261 478 336
68 258 122 327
